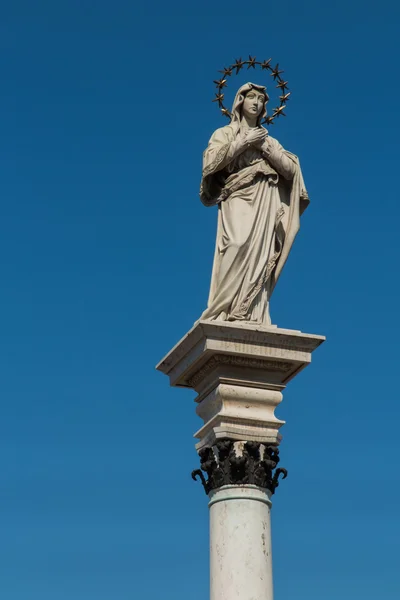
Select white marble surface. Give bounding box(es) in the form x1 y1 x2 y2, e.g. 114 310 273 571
157 320 325 448
157 320 325 387
209 485 273 600
195 382 285 450
199 82 309 326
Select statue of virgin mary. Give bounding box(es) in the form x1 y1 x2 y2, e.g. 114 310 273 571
200 82 309 325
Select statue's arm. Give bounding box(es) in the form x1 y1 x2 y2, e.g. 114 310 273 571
203 128 247 176
261 138 296 180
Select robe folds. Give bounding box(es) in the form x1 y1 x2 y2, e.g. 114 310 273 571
199 124 309 325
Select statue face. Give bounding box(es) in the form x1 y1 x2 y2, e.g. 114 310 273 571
242 89 265 120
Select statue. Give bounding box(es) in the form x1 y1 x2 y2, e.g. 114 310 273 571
200 64 309 326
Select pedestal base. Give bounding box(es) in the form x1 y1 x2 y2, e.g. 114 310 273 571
157 320 324 449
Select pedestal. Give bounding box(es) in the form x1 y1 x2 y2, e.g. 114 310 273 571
156 320 324 599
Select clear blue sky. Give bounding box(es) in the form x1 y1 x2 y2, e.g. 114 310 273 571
0 1 399 599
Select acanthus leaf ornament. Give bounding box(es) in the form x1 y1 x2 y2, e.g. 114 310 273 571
192 441 288 495
212 56 290 125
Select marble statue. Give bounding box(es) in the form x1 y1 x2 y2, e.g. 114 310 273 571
200 82 309 325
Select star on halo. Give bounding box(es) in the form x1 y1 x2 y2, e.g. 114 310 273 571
273 105 286 117
219 66 233 77
271 64 284 80
247 55 257 69
279 92 291 102
213 78 228 89
261 58 272 70
234 57 245 74
212 92 225 105
276 80 289 91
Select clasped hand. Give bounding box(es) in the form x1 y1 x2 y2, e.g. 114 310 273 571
244 127 268 149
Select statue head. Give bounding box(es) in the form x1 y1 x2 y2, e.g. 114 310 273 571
231 82 269 127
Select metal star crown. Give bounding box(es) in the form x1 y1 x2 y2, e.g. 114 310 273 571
212 55 291 125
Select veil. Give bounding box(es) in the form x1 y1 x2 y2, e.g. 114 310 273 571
229 82 269 133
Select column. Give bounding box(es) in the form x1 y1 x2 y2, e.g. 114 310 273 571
209 485 273 600
157 320 324 600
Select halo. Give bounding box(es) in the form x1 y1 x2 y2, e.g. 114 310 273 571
212 56 291 125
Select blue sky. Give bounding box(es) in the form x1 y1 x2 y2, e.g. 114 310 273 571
0 1 399 598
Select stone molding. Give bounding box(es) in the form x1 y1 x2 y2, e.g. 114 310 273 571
194 382 284 449
157 321 324 469
156 320 325 389
192 440 287 495
188 354 292 388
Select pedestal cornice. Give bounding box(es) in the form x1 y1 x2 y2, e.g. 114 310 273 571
157 320 325 389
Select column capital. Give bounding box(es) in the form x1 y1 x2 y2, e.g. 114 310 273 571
192 440 287 496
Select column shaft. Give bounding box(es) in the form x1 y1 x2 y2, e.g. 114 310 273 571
209 485 273 600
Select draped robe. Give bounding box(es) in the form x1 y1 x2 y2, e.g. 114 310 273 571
200 124 309 325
